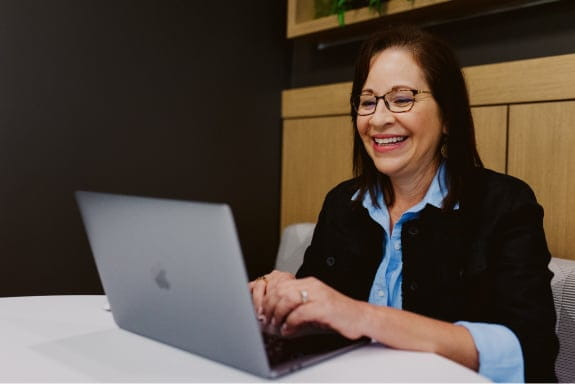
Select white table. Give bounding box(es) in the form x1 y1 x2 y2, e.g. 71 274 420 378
0 295 488 382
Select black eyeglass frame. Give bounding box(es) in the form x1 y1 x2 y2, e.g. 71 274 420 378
351 89 432 115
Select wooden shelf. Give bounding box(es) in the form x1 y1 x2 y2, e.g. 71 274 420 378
288 0 452 38
287 0 555 39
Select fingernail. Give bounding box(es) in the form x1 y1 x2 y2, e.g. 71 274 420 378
270 317 276 327
256 307 264 322
281 323 288 335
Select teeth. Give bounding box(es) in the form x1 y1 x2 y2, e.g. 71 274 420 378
374 136 405 145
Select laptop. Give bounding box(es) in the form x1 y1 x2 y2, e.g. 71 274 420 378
75 191 369 378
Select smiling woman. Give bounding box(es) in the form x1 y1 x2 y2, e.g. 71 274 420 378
354 48 445 218
254 25 559 383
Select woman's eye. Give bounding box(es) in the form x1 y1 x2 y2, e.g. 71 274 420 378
360 99 376 107
391 97 413 105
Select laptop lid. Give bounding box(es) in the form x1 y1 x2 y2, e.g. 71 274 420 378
76 191 272 377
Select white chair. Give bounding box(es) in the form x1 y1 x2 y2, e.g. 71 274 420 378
275 222 575 382
275 223 315 275
548 257 575 383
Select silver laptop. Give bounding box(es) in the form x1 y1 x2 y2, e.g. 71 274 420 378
75 191 368 378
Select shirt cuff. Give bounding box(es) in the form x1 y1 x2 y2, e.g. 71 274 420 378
456 321 524 383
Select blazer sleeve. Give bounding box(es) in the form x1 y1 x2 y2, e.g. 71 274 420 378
489 181 558 382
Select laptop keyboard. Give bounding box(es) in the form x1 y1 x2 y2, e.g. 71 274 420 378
263 331 359 367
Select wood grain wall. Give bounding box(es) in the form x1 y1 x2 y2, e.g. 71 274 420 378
281 53 575 261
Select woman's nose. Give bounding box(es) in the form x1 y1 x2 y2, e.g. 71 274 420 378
369 100 395 127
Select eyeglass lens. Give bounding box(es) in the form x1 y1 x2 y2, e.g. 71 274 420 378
355 90 416 115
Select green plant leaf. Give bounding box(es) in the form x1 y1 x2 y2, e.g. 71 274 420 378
337 11 345 26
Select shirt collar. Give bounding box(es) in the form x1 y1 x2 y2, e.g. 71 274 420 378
422 160 450 210
355 161 457 215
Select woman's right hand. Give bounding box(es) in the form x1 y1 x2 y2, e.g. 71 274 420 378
249 270 295 322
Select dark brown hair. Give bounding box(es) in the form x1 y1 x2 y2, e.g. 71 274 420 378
351 25 483 210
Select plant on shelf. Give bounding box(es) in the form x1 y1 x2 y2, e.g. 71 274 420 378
315 0 414 26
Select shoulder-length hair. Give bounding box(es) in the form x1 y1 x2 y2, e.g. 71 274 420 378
351 25 483 211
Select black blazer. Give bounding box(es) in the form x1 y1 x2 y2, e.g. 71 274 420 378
297 168 558 382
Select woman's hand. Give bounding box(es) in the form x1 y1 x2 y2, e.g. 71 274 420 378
253 273 478 371
261 276 368 340
249 270 295 320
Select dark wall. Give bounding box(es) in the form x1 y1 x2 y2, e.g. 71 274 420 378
291 0 575 88
4 0 570 297
0 0 289 296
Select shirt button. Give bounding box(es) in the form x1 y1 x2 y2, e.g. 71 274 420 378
409 281 419 292
394 241 401 250
326 256 335 267
378 290 385 297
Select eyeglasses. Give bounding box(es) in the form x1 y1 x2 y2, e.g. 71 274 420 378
351 89 432 115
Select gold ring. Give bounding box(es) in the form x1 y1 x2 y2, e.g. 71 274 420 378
256 275 268 283
300 289 309 304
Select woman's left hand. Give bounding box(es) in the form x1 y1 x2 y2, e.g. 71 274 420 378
261 276 369 340
261 276 480 372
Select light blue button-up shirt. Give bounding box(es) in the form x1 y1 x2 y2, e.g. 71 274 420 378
358 163 524 383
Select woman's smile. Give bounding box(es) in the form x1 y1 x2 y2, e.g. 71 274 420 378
372 134 408 153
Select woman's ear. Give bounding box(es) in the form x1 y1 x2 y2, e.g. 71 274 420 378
440 132 449 159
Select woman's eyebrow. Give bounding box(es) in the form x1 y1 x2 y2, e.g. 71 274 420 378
361 85 415 95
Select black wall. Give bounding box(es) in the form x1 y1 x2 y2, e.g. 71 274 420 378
0 0 289 296
2 0 572 297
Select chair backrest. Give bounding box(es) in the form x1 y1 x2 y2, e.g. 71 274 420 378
275 223 575 382
275 223 315 274
548 257 575 383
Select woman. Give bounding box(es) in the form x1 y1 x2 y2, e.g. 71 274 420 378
251 26 558 382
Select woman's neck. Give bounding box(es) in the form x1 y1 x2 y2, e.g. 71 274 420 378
387 159 441 230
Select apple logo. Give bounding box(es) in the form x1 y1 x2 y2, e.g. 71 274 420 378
152 263 171 290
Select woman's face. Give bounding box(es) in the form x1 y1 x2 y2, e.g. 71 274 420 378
356 47 445 184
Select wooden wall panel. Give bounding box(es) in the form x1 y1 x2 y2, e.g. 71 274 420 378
465 54 575 106
508 101 575 261
281 116 353 229
281 54 575 118
282 83 350 119
471 106 507 174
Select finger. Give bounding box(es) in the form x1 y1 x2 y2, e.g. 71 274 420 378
261 279 296 325
260 283 279 324
281 302 321 336
267 279 316 329
265 270 295 292
260 274 301 326
268 289 303 328
283 294 364 340
251 280 267 316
